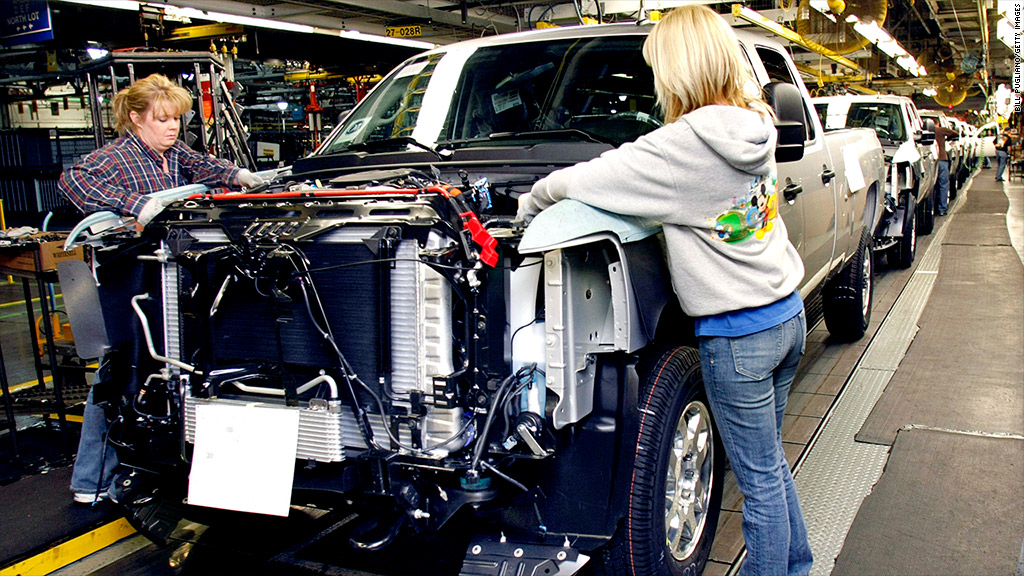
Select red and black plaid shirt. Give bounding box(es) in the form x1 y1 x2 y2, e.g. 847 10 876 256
58 132 241 217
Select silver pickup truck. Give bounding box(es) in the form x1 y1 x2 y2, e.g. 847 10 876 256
64 22 883 576
814 94 938 268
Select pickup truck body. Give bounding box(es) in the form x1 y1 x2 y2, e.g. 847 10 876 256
63 22 883 576
814 94 937 266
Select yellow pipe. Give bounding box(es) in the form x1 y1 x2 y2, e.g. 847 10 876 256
795 63 868 84
731 4 861 73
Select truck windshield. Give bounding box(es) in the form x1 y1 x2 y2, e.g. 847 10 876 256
319 34 660 155
844 102 905 143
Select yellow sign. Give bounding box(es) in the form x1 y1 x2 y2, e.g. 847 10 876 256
385 25 422 38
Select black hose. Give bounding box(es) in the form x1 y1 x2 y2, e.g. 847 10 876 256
289 245 474 455
470 373 516 472
470 364 537 472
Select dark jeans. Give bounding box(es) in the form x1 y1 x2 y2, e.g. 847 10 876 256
70 362 118 495
936 160 950 214
996 150 1009 181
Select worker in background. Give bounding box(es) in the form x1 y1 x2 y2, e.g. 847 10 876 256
933 122 958 217
518 6 811 575
995 129 1013 182
58 73 263 504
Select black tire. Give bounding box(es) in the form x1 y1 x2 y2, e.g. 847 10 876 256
918 190 935 235
823 229 873 342
890 193 916 269
598 347 722 576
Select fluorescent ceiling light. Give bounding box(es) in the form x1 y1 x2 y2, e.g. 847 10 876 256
808 0 837 23
62 0 140 9
160 5 316 34
56 0 434 50
338 29 434 50
806 2 920 74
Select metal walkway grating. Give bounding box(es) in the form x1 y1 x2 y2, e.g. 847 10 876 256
789 202 960 575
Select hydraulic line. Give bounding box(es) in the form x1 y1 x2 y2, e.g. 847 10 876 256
226 373 339 399
131 294 199 375
287 244 476 455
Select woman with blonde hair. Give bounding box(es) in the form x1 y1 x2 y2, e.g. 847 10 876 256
518 6 811 575
60 73 263 226
60 73 263 505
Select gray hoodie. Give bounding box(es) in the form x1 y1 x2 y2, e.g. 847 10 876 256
518 105 804 318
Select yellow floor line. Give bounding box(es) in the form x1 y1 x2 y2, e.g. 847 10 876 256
0 517 136 576
44 414 83 424
0 293 63 310
0 363 99 397
0 376 52 397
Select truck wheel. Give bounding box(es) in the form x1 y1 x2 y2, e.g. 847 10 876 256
823 229 873 342
918 191 935 235
600 347 722 576
890 193 917 269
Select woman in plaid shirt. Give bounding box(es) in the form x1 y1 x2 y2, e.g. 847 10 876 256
59 73 263 225
63 73 264 504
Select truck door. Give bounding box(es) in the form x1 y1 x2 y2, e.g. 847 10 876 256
907 103 937 194
753 46 837 292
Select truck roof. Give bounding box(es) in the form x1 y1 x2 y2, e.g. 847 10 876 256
812 94 913 105
413 21 789 56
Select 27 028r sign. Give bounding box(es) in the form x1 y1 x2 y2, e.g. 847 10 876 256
385 24 422 38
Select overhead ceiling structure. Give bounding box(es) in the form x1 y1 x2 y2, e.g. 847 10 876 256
145 0 1015 105
732 0 1017 111
0 0 1018 114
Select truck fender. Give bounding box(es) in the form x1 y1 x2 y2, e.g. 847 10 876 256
519 200 670 428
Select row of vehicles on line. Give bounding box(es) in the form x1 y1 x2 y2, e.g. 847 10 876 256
63 23 889 576
814 95 982 269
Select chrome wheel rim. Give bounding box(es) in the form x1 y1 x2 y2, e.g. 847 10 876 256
861 243 872 319
665 400 714 561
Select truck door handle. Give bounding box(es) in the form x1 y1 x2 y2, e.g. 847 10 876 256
820 167 836 184
782 182 803 202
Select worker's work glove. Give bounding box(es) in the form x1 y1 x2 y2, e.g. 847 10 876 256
516 192 537 224
136 195 174 226
236 169 266 189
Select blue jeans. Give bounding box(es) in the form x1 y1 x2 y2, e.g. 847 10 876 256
699 311 812 576
70 362 118 495
996 150 1009 181
936 160 950 214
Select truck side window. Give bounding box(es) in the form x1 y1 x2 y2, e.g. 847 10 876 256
755 46 815 143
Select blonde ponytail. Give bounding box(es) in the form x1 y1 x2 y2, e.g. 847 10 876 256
643 6 771 123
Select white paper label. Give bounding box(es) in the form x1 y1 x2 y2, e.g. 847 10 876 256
188 402 300 517
491 90 522 114
843 145 866 192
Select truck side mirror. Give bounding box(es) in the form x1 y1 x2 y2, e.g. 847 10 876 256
916 130 935 145
764 82 805 163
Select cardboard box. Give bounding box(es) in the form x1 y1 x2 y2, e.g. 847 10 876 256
0 240 85 272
